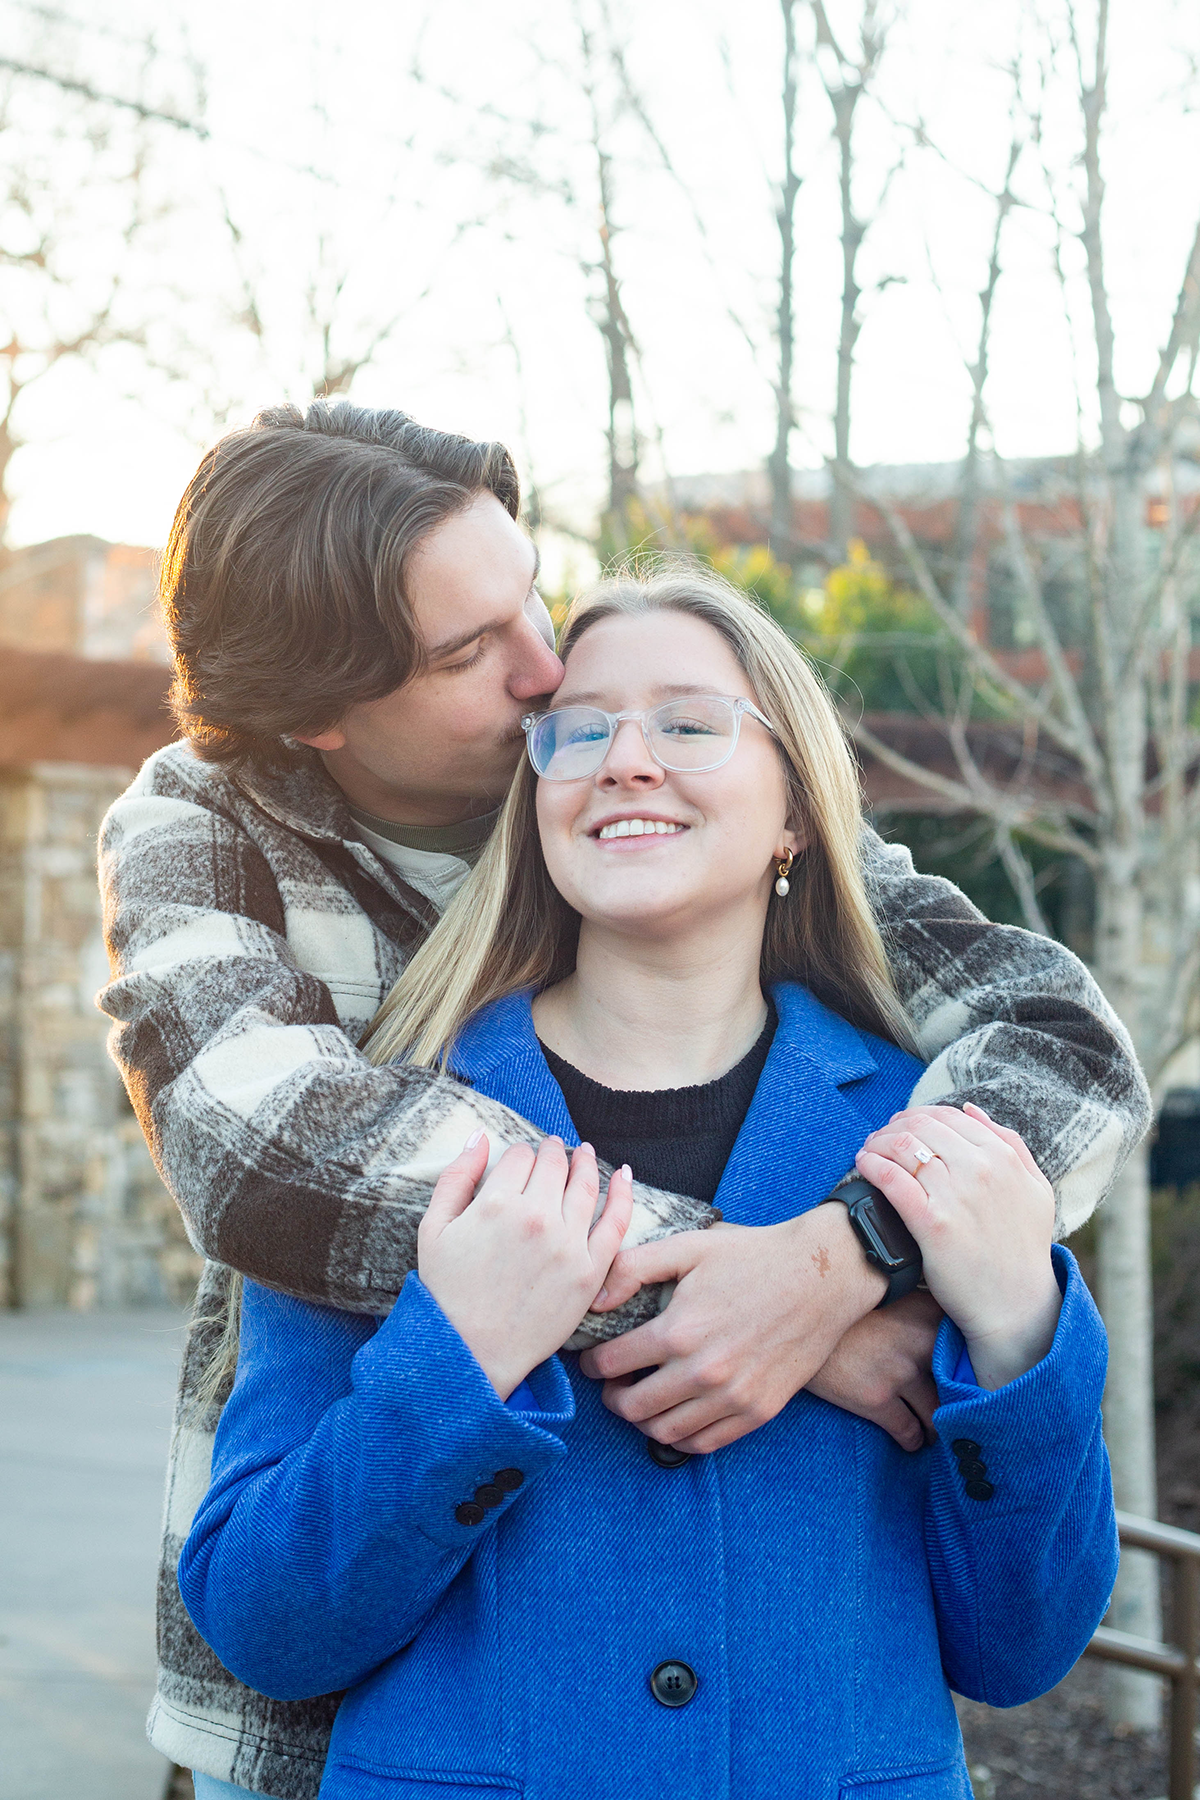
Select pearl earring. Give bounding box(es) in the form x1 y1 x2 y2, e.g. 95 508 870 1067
775 849 794 896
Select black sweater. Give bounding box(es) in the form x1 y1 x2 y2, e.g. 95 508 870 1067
539 1004 777 1205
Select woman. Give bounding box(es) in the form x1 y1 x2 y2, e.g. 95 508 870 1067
180 567 1117 1800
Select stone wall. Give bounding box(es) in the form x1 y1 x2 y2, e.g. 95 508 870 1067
0 761 199 1309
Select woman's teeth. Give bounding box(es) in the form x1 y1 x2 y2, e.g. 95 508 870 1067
596 819 683 839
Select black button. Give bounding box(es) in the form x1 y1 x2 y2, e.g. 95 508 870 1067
956 1458 987 1482
965 1480 995 1502
474 1484 504 1509
648 1439 691 1469
455 1501 485 1526
951 1439 981 1458
494 1468 524 1492
650 1660 698 1707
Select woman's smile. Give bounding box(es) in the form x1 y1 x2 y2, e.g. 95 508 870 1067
590 813 690 843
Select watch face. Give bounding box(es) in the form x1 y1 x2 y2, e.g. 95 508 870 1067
851 1196 918 1271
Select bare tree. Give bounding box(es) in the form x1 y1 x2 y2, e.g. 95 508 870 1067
412 0 662 558
0 39 184 543
575 7 643 556
1 14 458 484
842 2 1200 1727
206 40 470 413
768 0 805 560
218 193 439 406
809 1 902 563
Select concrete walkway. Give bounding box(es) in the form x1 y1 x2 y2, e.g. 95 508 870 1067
0 1306 189 1800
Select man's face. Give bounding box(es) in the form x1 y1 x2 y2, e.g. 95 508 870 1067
297 492 564 825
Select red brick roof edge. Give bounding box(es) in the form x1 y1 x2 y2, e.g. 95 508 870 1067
0 644 178 769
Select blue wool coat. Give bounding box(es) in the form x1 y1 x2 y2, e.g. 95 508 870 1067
180 983 1118 1800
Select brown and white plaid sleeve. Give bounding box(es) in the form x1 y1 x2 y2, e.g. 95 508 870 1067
861 828 1150 1235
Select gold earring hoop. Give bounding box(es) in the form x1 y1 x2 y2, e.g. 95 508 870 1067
774 849 794 897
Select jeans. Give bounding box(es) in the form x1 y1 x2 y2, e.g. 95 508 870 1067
191 1775 259 1799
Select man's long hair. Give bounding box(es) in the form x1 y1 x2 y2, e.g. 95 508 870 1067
162 400 520 769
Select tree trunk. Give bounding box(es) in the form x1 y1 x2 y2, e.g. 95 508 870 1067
828 84 861 563
769 0 801 561
601 300 639 558
1097 1137 1161 1726
595 151 640 563
1094 847 1161 1728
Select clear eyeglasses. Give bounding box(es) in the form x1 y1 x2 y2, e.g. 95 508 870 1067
521 694 777 783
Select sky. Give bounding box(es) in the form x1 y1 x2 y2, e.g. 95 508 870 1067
2 0 1199 558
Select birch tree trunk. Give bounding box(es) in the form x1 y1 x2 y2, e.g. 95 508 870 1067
1097 1138 1161 1725
828 79 862 565
810 2 895 564
1075 1 1163 1719
1095 854 1160 1726
768 0 802 560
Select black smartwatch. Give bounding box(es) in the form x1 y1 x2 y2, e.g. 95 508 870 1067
826 1175 922 1307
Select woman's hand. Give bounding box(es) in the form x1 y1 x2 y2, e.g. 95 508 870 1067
854 1102 1062 1390
418 1134 633 1401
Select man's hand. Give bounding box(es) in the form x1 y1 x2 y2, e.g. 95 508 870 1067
578 1205 887 1453
805 1288 943 1451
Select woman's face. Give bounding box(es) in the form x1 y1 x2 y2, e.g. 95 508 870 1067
535 610 800 945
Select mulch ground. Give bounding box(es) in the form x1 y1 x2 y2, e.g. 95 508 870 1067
956 1658 1171 1799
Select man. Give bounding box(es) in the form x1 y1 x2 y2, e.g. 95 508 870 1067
99 400 1147 1798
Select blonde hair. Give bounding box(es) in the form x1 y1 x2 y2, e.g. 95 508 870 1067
366 565 914 1069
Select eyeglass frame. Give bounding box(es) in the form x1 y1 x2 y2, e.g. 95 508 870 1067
519 693 778 782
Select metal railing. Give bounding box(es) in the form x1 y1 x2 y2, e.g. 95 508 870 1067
1084 1510 1200 1800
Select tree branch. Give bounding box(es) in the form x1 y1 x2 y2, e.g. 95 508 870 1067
835 462 1098 767
0 53 209 136
1140 211 1200 437
995 824 1052 935
850 715 1101 865
997 487 1106 793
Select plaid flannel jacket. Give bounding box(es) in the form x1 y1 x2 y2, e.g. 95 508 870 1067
97 740 1149 1799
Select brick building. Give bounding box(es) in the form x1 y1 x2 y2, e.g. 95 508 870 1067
670 456 1200 680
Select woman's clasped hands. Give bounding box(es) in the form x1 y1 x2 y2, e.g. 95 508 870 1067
417 1133 632 1401
855 1101 1063 1390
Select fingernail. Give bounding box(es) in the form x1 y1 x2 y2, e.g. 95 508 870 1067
595 1287 608 1304
620 1164 632 1181
465 1129 484 1149
579 1141 595 1156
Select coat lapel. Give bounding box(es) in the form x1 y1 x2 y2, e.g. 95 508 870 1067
451 983 924 1224
715 985 886 1226
450 991 580 1143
